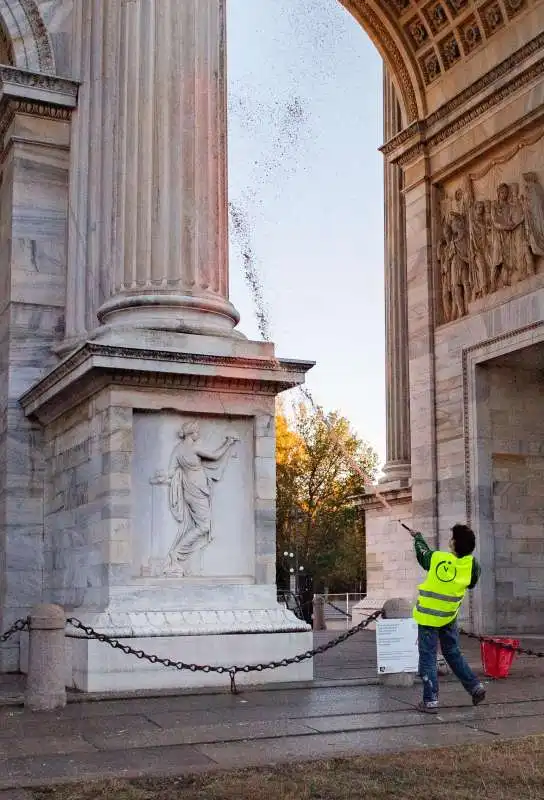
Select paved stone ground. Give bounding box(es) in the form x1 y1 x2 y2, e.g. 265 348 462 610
0 630 543 791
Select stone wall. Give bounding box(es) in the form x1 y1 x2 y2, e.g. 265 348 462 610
488 365 544 633
43 393 134 611
0 115 70 668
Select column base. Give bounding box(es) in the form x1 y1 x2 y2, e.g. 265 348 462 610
96 292 241 338
67 628 313 693
380 461 411 486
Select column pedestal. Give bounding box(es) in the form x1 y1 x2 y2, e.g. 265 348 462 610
21 337 314 691
352 486 417 628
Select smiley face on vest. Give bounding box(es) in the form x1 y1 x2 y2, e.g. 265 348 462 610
435 560 457 583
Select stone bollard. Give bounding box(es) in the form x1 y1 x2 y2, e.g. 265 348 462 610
25 604 67 711
313 595 326 631
379 597 416 688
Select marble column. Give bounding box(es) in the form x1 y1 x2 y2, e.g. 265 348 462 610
63 0 121 348
95 0 239 336
380 67 411 484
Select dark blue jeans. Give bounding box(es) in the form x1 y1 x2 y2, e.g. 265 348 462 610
418 622 480 704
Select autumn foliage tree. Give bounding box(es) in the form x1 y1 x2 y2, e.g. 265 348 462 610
276 401 378 592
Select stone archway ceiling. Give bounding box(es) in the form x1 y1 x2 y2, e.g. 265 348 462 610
387 0 532 86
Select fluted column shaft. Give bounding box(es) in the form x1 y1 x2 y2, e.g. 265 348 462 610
63 0 121 347
64 0 238 343
97 0 237 334
381 67 411 483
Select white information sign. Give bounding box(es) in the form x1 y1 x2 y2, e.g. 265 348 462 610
376 619 418 674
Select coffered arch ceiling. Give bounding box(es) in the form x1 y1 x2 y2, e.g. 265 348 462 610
341 0 539 128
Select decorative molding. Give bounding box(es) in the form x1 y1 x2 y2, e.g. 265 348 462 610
381 30 544 165
468 127 544 180
19 342 314 423
0 16 14 65
344 0 421 122
66 608 311 638
387 55 544 166
0 68 79 161
0 0 55 74
381 120 425 155
355 485 413 510
0 66 78 104
427 30 544 128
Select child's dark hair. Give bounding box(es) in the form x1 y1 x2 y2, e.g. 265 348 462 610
451 524 476 557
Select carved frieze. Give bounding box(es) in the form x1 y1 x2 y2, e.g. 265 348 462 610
437 131 544 323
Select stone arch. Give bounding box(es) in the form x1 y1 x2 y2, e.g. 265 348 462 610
0 0 55 74
341 1 425 125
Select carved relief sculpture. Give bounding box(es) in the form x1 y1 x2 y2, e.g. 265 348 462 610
438 170 544 323
522 172 544 258
490 182 534 289
450 212 471 320
438 221 453 322
153 422 238 576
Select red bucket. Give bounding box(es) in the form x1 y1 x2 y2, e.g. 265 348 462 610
480 637 520 678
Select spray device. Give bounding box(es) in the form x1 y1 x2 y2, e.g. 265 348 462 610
398 521 417 535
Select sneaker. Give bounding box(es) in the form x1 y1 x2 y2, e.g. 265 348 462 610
472 685 486 706
417 700 439 714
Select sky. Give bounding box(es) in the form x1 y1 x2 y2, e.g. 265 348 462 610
226 0 386 464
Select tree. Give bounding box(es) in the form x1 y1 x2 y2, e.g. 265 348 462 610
276 400 378 592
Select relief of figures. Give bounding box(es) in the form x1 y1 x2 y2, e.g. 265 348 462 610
438 171 544 323
152 422 238 576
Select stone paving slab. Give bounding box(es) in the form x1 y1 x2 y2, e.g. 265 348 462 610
88 719 317 751
0 677 543 790
0 735 96 760
472 715 544 736
0 791 34 800
196 723 495 769
0 745 214 791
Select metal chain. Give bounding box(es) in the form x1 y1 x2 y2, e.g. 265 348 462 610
460 629 544 658
325 600 352 620
0 617 29 643
68 608 383 694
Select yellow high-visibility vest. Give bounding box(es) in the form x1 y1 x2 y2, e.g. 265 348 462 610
413 550 473 627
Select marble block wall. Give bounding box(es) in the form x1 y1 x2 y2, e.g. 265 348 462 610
0 114 70 669
487 365 544 633
43 395 132 610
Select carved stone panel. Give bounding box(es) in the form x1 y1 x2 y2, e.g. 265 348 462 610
132 412 255 580
436 129 544 324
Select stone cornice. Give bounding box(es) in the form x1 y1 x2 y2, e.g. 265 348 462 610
0 67 79 161
381 33 544 167
20 342 315 424
0 66 78 108
353 485 412 510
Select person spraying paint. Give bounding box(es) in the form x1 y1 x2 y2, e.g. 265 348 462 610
400 522 486 713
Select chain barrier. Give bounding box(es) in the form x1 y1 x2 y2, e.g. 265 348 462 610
67 608 383 694
460 629 544 658
0 618 29 643
325 600 352 620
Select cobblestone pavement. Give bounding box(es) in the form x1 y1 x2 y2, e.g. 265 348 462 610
0 630 543 790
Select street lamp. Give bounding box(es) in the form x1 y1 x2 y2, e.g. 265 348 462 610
283 550 304 593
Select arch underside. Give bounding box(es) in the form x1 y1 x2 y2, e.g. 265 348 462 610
341 0 539 128
0 0 54 74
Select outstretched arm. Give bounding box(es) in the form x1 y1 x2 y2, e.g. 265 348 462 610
196 435 238 462
413 533 434 571
468 558 481 589
402 523 433 571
